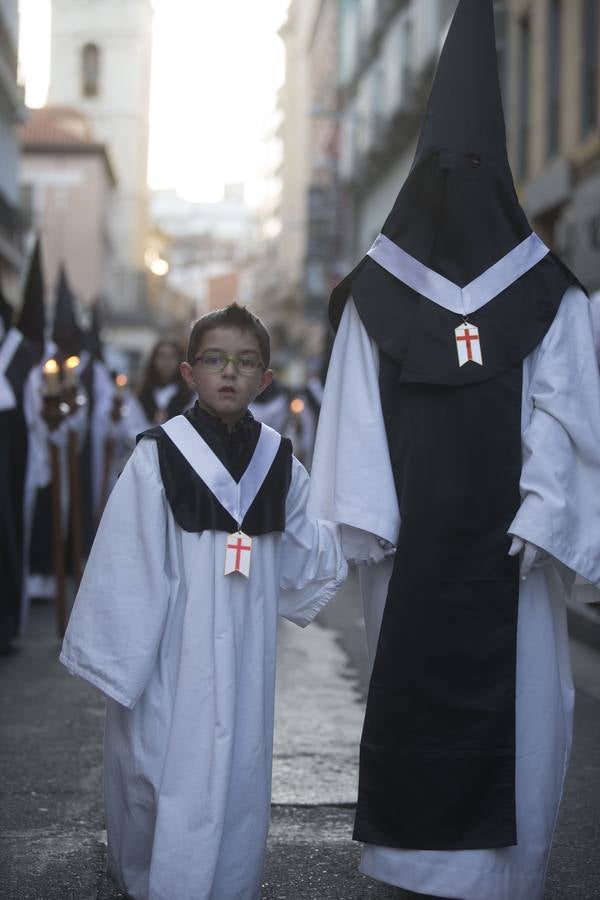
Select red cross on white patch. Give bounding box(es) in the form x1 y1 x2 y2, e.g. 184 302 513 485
225 531 253 578
455 322 483 367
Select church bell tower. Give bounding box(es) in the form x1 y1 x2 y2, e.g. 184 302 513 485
48 0 154 312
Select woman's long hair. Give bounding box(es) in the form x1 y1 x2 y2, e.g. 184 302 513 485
137 339 191 421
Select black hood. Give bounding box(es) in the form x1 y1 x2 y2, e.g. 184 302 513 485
0 287 13 335
328 0 582 385
86 300 105 362
385 0 530 289
16 238 46 360
52 264 85 358
331 0 533 327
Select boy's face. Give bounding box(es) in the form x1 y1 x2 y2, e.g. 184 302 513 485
180 327 273 426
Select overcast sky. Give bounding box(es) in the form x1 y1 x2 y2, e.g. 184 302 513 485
18 0 289 204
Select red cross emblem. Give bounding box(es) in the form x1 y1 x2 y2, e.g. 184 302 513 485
455 323 483 366
225 531 253 577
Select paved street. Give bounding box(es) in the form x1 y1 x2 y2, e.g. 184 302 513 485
1 572 599 899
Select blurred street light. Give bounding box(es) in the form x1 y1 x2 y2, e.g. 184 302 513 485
144 247 169 277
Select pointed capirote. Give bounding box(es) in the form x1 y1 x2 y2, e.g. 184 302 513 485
414 0 507 164
0 284 13 334
16 237 46 360
86 299 105 362
52 264 85 358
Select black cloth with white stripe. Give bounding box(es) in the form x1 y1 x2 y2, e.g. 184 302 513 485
140 404 292 535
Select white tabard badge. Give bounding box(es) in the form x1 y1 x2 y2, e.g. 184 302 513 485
455 322 483 367
225 531 253 578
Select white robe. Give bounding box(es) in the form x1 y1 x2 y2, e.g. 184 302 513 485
309 290 600 900
60 438 347 900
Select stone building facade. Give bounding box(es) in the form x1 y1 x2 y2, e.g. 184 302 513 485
505 0 600 290
20 106 116 315
47 0 154 323
0 0 26 300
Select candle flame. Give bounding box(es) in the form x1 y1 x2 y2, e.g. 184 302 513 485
65 355 80 370
115 374 128 388
150 258 169 277
290 398 305 414
43 358 60 375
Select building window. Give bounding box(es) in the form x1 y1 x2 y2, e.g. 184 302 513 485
518 15 531 179
581 0 599 137
547 0 561 157
82 43 100 97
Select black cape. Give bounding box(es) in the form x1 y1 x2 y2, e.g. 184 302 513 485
350 262 574 851
0 332 37 643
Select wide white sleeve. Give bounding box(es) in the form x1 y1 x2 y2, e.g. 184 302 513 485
109 392 153 443
590 290 600 364
60 439 171 708
278 457 348 627
509 287 600 588
309 297 400 551
89 360 116 513
23 364 52 489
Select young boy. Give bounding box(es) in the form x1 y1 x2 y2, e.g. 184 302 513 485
60 304 347 900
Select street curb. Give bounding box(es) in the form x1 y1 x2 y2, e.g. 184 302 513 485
568 585 600 653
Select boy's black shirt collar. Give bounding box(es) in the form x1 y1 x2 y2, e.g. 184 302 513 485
138 401 292 535
186 402 260 483
190 402 256 440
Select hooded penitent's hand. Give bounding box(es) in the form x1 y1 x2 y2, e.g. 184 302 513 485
508 537 550 580
341 526 396 566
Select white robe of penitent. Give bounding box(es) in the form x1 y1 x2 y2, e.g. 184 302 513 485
60 438 347 900
309 290 600 900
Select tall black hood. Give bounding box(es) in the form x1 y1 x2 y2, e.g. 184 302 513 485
16 238 46 360
0 286 13 335
52 265 85 359
86 300 105 362
329 0 581 385
414 0 507 166
380 0 529 289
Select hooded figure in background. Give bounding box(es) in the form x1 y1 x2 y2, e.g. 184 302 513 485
52 267 113 555
28 266 88 591
27 267 115 602
0 284 40 651
309 1 600 898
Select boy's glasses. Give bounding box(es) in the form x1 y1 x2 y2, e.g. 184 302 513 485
193 352 264 376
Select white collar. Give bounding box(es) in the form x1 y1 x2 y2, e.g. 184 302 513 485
153 383 180 408
0 327 24 412
161 415 281 526
367 231 549 317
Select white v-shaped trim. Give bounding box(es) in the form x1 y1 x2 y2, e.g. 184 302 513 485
0 327 24 412
161 415 282 526
367 231 549 317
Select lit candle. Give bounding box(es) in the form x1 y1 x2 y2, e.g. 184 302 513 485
290 397 305 415
43 359 61 396
115 373 128 397
63 355 80 388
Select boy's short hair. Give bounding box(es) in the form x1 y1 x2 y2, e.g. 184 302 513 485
187 304 271 368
